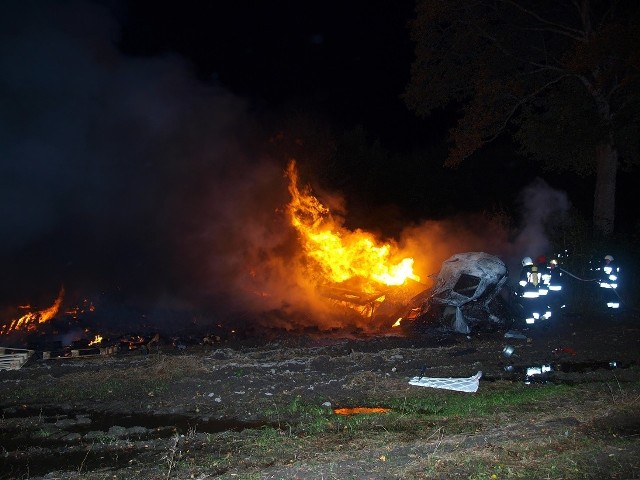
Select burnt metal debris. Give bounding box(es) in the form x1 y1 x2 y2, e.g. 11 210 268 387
502 345 517 358
400 252 518 334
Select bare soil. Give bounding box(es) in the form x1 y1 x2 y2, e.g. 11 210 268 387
1 309 639 479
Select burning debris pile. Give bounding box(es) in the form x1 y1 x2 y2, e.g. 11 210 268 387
285 160 426 329
0 288 66 336
0 289 157 354
0 284 260 356
1 162 523 349
287 161 420 289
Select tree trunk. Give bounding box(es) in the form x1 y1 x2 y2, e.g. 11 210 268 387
593 142 618 236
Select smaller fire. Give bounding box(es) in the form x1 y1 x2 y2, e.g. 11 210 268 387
65 299 95 319
121 335 147 350
0 288 65 335
88 334 103 346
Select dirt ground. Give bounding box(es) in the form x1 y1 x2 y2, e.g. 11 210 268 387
1 307 639 479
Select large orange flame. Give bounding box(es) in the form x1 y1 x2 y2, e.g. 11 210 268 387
0 287 65 335
286 160 419 292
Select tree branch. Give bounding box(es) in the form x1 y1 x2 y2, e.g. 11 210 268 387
497 0 587 41
484 74 574 143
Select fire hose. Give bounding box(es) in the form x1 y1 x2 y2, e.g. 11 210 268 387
559 267 625 304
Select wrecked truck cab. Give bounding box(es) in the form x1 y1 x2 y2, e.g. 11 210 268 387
400 252 516 334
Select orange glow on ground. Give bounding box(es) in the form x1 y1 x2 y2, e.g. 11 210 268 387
333 407 391 415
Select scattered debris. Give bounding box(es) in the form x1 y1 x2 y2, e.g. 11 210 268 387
553 346 577 356
172 338 187 350
504 330 528 340
502 345 517 358
42 345 118 360
0 347 34 370
203 334 221 345
409 371 482 393
523 364 552 384
146 333 161 351
504 360 625 384
449 347 477 357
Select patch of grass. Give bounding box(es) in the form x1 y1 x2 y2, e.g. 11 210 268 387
34 427 54 438
84 431 118 445
263 384 570 440
164 382 640 480
252 425 287 452
4 358 185 403
391 382 570 418
273 395 333 435
5 348 638 480
402 433 639 480
286 394 302 414
199 452 233 473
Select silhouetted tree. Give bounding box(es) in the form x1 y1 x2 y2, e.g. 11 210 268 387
405 0 640 236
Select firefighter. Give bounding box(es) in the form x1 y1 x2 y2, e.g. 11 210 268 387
547 258 565 315
536 255 552 320
518 257 541 325
594 254 621 310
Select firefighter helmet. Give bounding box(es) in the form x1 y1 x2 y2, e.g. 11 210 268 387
522 256 533 266
604 255 614 262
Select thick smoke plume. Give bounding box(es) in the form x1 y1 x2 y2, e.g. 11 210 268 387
399 178 570 282
0 1 382 334
0 1 288 320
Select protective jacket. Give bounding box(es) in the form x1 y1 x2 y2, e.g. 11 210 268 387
597 260 619 289
519 264 540 298
537 260 550 296
518 263 543 324
593 257 621 309
547 264 563 292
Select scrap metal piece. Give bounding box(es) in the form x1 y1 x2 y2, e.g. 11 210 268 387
504 330 528 339
502 345 516 357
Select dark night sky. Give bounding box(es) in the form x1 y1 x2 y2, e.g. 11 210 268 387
112 0 558 220
116 0 421 145
0 0 632 328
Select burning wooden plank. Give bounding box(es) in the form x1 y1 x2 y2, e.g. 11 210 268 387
0 288 64 335
318 285 386 306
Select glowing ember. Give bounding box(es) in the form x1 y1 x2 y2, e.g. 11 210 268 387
0 287 65 335
391 318 402 328
121 335 146 350
334 407 391 415
65 299 95 318
286 161 419 291
88 334 103 346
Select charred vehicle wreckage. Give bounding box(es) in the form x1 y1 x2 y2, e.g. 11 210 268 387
397 252 518 334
